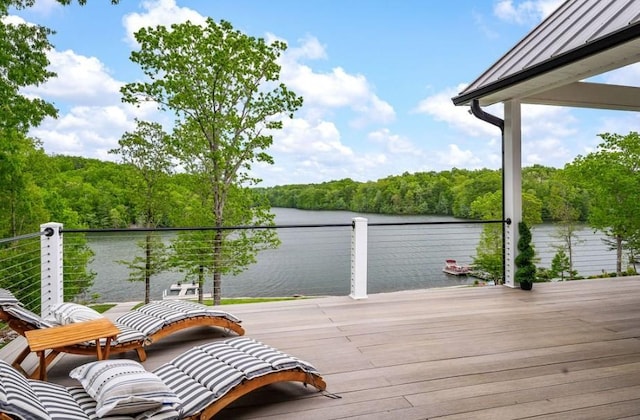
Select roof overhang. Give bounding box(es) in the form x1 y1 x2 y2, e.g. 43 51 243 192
452 25 640 110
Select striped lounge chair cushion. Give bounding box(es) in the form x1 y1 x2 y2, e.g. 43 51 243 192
225 337 319 373
30 381 90 420
115 311 167 336
154 337 320 417
154 300 241 322
2 304 56 328
69 360 181 418
0 360 50 420
0 288 20 306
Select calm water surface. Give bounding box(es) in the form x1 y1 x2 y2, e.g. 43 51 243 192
85 208 615 302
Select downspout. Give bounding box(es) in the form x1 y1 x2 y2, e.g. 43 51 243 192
469 99 510 284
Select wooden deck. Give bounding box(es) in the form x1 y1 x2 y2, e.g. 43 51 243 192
18 277 640 418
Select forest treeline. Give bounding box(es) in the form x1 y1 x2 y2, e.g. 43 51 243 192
261 165 585 222
3 149 585 234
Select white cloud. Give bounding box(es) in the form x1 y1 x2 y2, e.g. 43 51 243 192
2 14 27 25
122 0 207 46
273 118 352 157
414 85 503 138
494 0 564 24
280 36 396 126
24 49 122 106
436 144 482 168
368 129 422 155
32 105 134 159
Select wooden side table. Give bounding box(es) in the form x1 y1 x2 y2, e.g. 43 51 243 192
25 318 120 380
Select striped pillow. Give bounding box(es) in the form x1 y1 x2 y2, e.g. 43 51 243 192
69 360 181 418
50 302 104 325
0 360 50 420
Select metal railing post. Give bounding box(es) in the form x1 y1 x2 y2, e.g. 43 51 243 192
350 217 368 299
40 222 63 318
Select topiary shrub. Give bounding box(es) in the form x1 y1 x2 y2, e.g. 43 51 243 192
515 221 536 290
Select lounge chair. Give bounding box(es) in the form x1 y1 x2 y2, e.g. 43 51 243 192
0 289 244 378
0 336 327 420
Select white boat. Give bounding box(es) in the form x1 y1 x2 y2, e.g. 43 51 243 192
442 259 471 276
162 282 202 300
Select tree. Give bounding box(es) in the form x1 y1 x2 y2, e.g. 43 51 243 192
566 132 640 276
514 221 536 289
550 248 571 281
547 172 585 280
109 120 174 303
470 190 542 284
121 19 299 304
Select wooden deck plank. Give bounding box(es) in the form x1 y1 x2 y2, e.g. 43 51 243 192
20 277 640 419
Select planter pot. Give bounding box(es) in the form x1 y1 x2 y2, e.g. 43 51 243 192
520 281 533 290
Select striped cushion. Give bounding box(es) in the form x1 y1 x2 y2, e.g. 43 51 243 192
134 302 186 324
153 337 321 418
226 337 318 372
69 360 181 418
115 311 166 336
155 300 241 322
152 364 216 417
0 360 50 420
111 323 149 345
50 302 104 325
3 304 55 328
30 380 88 420
200 342 272 378
169 347 247 396
0 288 19 306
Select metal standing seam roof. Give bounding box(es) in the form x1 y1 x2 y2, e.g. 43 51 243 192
452 0 640 107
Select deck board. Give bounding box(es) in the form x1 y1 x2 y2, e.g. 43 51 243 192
18 277 640 419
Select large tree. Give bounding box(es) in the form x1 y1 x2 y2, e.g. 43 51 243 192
567 132 640 276
121 19 300 304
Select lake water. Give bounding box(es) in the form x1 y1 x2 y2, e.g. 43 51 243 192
83 208 616 302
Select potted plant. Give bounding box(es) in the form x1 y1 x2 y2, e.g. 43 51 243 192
515 221 536 290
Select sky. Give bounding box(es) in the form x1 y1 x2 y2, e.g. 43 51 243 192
9 0 640 187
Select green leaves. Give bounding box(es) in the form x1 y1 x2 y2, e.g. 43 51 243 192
1 4 57 134
514 221 536 285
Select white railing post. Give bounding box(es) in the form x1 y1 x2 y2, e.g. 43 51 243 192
350 217 368 299
40 222 63 318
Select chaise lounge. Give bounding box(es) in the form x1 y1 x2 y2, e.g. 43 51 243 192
0 289 244 378
0 336 327 419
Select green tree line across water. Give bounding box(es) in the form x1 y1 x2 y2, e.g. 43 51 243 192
261 165 585 221
1 152 584 233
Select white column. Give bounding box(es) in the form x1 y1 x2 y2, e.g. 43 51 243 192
350 217 368 299
40 222 64 317
503 99 522 288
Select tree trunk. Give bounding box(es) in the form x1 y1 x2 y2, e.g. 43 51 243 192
144 233 151 304
212 228 223 305
616 234 623 276
198 265 204 304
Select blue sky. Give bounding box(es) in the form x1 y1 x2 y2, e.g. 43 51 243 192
10 0 640 186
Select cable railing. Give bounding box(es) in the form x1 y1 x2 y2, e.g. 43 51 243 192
0 218 627 309
0 231 51 311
